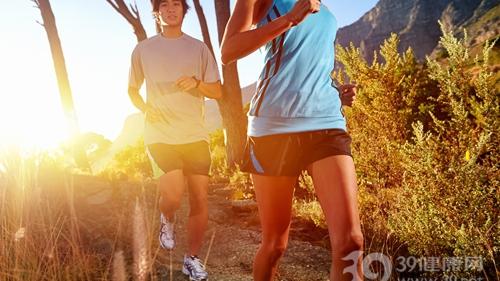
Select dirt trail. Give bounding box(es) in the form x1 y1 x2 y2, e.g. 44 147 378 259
153 184 331 281
72 175 331 281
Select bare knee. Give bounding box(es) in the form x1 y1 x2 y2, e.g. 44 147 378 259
261 241 288 264
333 233 364 258
158 171 184 206
159 195 182 211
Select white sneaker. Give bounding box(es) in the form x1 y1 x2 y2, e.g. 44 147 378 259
159 213 175 250
182 255 208 281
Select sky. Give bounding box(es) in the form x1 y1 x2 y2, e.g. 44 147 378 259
0 0 378 148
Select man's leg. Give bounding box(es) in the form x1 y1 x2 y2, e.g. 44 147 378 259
148 143 186 222
186 174 209 256
158 169 185 221
308 155 364 281
252 175 296 281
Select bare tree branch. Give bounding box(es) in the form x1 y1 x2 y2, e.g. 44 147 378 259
31 0 40 9
105 0 119 11
130 2 140 19
31 0 43 26
105 0 147 42
192 0 215 58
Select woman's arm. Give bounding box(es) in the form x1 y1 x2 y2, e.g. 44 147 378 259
221 0 320 65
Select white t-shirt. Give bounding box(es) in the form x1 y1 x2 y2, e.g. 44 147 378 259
129 33 220 145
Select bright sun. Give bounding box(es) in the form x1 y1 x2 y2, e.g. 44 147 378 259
0 110 67 150
0 63 132 151
0 84 68 150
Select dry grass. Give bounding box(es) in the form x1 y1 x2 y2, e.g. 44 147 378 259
112 250 127 281
0 147 161 280
0 147 96 280
132 198 150 281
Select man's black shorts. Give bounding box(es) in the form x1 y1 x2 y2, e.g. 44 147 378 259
241 129 352 177
147 141 211 176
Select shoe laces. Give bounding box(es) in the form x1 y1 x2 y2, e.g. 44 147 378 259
187 256 206 274
160 215 174 238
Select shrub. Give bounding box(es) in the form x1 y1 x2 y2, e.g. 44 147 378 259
99 139 152 182
334 25 498 278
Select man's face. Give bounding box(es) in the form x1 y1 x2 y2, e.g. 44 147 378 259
158 0 184 27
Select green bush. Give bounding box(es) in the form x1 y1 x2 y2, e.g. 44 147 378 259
99 138 152 182
293 199 325 228
228 166 253 200
333 25 498 278
389 28 498 261
334 33 438 255
209 129 231 183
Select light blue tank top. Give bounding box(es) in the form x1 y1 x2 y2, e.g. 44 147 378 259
248 0 346 137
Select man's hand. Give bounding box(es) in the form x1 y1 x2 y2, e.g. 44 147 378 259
339 84 357 107
175 76 198 92
144 105 164 123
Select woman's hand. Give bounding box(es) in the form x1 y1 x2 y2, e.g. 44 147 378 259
339 84 357 107
285 0 321 26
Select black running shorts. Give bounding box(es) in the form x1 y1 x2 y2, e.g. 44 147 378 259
241 129 352 176
147 141 211 176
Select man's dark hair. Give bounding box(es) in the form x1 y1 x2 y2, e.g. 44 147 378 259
152 0 190 18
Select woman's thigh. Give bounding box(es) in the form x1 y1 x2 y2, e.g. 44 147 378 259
252 174 296 244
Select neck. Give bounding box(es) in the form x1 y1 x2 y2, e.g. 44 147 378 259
161 25 183 38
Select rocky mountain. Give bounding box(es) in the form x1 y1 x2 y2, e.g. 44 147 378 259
336 0 500 61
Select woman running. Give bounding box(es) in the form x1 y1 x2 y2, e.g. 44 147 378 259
221 0 363 280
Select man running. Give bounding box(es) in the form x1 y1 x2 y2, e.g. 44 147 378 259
128 0 221 280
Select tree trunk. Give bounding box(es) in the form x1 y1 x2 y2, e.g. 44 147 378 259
36 0 79 136
35 0 89 170
217 64 247 168
213 0 247 168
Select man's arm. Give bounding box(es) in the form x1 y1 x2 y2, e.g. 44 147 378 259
128 86 164 123
128 45 164 123
196 79 223 99
129 45 150 112
128 86 147 113
175 77 223 100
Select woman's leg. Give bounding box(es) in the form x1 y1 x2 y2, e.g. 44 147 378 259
252 175 296 281
186 174 209 256
158 169 185 221
308 155 364 281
